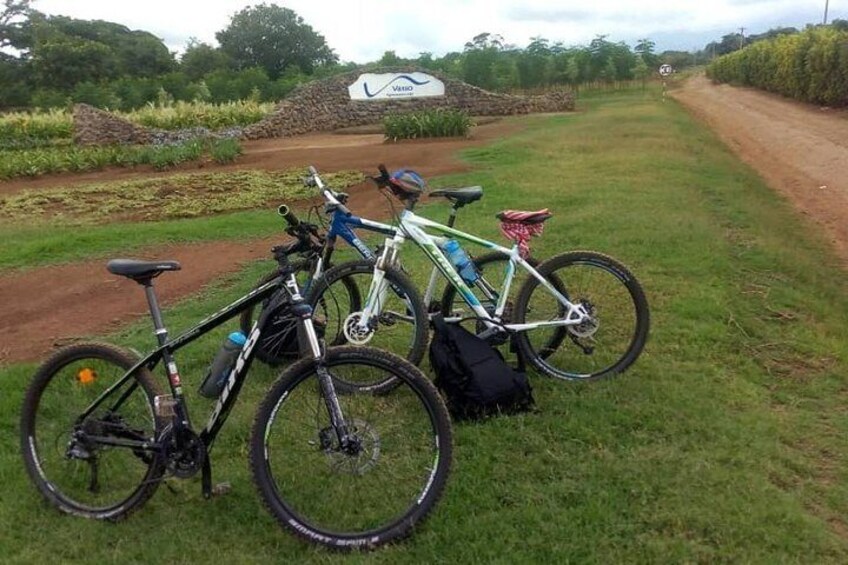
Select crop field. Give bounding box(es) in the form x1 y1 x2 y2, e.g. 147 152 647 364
0 100 275 149
1 89 847 562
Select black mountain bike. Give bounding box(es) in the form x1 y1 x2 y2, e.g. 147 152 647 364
20 232 453 549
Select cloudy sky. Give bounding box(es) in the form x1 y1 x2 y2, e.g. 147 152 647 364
34 0 841 61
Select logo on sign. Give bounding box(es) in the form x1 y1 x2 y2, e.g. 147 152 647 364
348 73 446 101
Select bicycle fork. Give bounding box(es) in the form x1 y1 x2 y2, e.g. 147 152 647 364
294 281 353 450
355 235 401 334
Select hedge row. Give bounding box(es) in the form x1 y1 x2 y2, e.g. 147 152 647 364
706 27 848 106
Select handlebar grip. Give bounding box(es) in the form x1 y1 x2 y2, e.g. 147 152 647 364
378 164 389 177
308 165 318 176
277 204 300 227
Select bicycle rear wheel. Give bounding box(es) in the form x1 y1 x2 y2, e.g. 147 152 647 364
249 346 452 549
20 343 164 520
514 251 650 380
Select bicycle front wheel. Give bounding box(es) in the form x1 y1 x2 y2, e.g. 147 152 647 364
306 260 428 388
249 346 453 549
514 251 650 380
20 343 164 520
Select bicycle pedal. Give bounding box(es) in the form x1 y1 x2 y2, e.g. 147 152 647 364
211 482 232 496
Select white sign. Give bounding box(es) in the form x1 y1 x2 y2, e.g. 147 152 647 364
659 64 673 77
348 72 445 101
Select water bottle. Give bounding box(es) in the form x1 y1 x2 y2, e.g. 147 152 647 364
441 239 479 284
199 331 247 398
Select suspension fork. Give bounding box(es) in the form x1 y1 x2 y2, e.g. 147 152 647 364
357 235 402 330
290 276 351 445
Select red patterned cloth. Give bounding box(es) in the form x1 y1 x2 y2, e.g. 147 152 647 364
498 209 550 258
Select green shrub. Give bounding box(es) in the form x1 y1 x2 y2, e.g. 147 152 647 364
383 108 473 141
707 27 848 106
210 138 243 164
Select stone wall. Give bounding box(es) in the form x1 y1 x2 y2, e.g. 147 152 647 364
73 104 157 145
73 67 575 146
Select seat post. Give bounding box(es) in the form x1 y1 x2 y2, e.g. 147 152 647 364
447 206 458 228
142 281 169 345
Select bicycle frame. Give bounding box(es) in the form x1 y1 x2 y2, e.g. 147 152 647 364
359 209 591 335
77 271 323 454
311 176 468 307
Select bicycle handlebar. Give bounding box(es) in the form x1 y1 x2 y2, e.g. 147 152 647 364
304 165 352 216
277 204 299 227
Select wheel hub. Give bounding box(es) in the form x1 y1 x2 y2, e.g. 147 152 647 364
568 299 599 338
320 419 381 475
343 312 374 345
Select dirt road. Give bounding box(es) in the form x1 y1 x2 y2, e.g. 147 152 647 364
0 120 523 363
671 75 848 265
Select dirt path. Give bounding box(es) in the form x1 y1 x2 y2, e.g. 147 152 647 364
0 180 400 364
671 75 848 265
0 119 529 364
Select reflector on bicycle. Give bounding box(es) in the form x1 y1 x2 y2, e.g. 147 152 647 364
76 367 97 385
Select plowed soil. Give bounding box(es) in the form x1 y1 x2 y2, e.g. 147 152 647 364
672 75 848 265
0 120 524 363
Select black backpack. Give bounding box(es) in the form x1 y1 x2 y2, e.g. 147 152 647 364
428 315 534 420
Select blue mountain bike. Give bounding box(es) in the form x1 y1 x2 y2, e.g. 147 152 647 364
239 168 502 368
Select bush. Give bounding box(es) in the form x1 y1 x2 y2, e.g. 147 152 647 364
707 27 848 106
210 138 243 164
383 108 473 141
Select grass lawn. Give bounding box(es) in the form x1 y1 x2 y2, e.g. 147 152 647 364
1 88 848 562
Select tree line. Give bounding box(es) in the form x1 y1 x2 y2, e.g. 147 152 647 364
1 0 790 112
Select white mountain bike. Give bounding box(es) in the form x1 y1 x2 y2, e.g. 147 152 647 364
307 165 650 389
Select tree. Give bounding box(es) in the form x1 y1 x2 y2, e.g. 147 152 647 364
635 38 658 69
378 50 402 66
633 54 650 89
0 0 32 55
464 32 504 51
516 37 550 88
216 4 337 78
31 33 120 88
181 38 231 80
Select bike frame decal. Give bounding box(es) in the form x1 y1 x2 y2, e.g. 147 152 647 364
328 210 397 261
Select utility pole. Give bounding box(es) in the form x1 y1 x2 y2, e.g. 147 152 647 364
824 0 830 24
739 27 746 49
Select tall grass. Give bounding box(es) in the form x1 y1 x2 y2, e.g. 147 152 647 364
125 100 274 130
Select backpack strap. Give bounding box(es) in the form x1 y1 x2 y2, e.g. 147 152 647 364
510 333 527 373
431 313 449 333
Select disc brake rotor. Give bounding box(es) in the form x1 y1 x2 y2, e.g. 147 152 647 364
567 299 599 338
343 312 374 345
321 419 381 475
